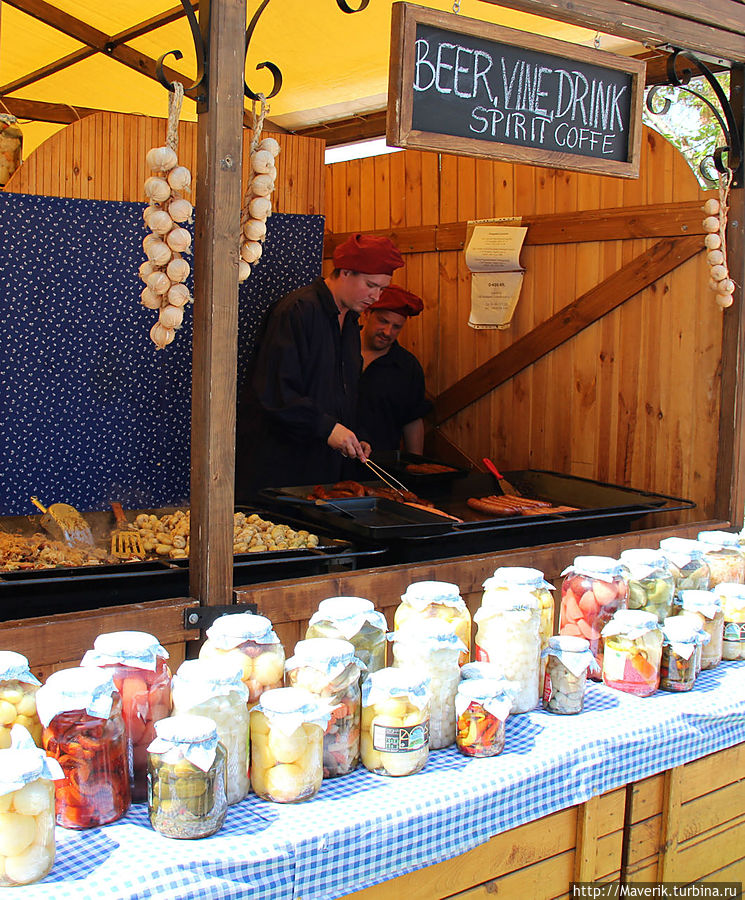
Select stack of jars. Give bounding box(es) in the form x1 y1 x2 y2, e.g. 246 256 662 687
455 680 511 757
712 584 745 660
601 610 662 697
306 597 387 675
619 549 675 622
0 651 42 749
695 531 745 588
542 637 598 714
395 582 471 665
678 590 725 670
658 537 711 601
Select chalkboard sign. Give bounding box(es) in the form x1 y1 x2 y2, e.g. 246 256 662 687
387 3 645 178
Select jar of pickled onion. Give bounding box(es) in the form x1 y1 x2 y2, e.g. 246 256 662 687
395 581 471 665
678 590 724 670
36 668 131 828
601 610 662 697
81 631 171 802
455 680 511 757
0 651 42 749
542 636 598 714
306 597 387 675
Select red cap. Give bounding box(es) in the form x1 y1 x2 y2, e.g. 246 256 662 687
332 233 404 275
369 285 424 317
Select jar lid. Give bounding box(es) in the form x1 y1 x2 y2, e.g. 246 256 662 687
601 609 660 639
205 612 279 650
662 616 703 643
0 726 64 797
172 658 249 705
562 556 626 578
309 598 387 638
389 618 467 652
473 589 538 621
548 635 590 653
253 687 333 735
679 589 722 618
0 650 41 686
460 662 503 681
285 638 363 678
696 530 741 550
317 596 373 616
148 714 219 772
36 666 117 727
659 537 705 556
484 566 554 592
401 580 463 608
620 548 668 570
713 583 745 603
81 630 169 671
361 666 430 711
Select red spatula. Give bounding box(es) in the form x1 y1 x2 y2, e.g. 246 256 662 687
482 459 522 496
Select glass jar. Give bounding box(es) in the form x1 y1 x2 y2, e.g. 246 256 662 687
0 115 22 188
36 668 131 829
678 590 725 670
0 725 63 886
455 680 511 757
673 612 707 675
360 668 429 777
306 597 387 675
619 549 675 623
250 688 330 803
658 537 711 600
601 610 663 697
712 583 745 661
473 590 541 713
660 618 701 692
559 556 628 676
695 531 745 588
542 636 598 714
0 652 42 749
482 567 555 684
147 714 227 839
199 613 285 706
81 631 172 803
389 620 465 749
171 659 250 805
395 581 471 665
285 639 364 777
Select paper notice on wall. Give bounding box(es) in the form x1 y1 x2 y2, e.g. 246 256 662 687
465 219 527 329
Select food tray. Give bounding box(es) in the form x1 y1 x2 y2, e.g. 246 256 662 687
370 451 471 485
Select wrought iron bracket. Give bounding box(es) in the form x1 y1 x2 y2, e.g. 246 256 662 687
156 0 207 107
645 49 743 188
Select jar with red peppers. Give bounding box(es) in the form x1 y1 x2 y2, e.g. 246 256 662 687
199 613 285 707
81 631 172 803
455 680 511 757
36 667 131 829
559 556 628 676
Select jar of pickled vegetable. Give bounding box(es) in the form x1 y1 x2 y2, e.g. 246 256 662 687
171 659 250 804
660 618 701 692
396 581 471 665
0 652 42 749
473 591 541 713
601 610 662 697
482 567 555 684
250 688 331 803
695 531 745 588
200 613 285 706
360 668 429 777
81 631 172 803
455 680 511 757
542 636 598 714
678 590 725 669
0 724 63 886
389 621 466 749
285 639 364 777
712 583 745 660
673 612 708 675
36 667 130 829
559 556 628 676
619 549 675 623
147 714 227 839
658 537 711 600
305 597 387 675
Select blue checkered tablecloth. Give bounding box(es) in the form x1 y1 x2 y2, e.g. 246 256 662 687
14 660 745 900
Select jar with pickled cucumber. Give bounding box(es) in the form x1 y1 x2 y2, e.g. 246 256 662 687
712 583 745 660
389 621 466 749
678 590 724 670
81 631 172 803
601 610 662 697
306 597 387 675
0 724 63 886
473 591 541 713
660 617 702 692
619 549 675 623
199 613 285 706
36 668 130 829
147 714 227 839
695 531 745 588
250 688 331 803
285 639 364 777
360 668 430 777
559 557 628 675
0 652 42 749
396 581 471 665
171 659 250 804
658 537 711 600
542 636 598 714
455 680 511 757
483 567 555 683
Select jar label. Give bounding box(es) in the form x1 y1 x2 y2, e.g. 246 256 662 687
602 645 628 682
724 621 745 641
542 670 553 704
372 721 429 753
474 644 490 663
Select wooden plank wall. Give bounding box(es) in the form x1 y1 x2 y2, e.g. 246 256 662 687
4 111 325 214
325 128 720 520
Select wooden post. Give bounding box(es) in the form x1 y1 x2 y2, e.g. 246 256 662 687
575 794 600 882
190 0 244 606
657 765 682 880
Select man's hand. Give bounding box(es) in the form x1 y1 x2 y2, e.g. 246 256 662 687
327 424 370 462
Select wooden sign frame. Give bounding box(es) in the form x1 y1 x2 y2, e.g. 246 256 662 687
387 2 646 178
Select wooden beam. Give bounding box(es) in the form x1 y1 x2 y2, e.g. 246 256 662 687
296 110 388 147
0 97 100 124
189 0 244 608
433 234 703 424
476 0 745 64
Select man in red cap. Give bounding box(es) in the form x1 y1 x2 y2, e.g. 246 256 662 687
236 233 405 497
356 285 431 455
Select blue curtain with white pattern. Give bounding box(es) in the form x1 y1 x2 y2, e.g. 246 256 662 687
0 193 323 515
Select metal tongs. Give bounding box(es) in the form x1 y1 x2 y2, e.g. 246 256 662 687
363 458 410 499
